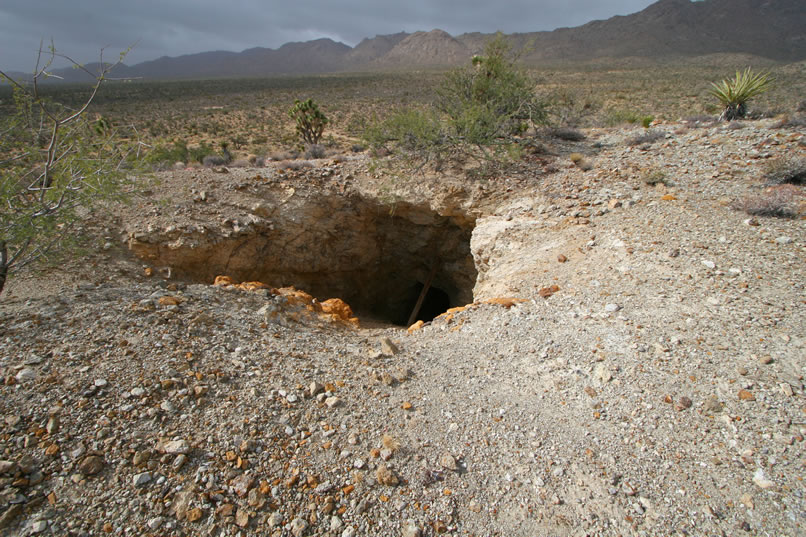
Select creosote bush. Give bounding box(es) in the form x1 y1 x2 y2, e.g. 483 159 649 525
733 185 802 219
363 34 546 171
762 157 806 186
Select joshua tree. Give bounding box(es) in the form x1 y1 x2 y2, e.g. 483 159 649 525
709 68 773 121
288 98 328 145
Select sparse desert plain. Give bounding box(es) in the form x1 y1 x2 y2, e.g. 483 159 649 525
1 54 805 537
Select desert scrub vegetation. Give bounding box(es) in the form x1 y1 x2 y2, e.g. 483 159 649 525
761 157 806 186
709 68 773 121
364 34 546 172
733 185 803 219
626 129 667 147
0 45 142 295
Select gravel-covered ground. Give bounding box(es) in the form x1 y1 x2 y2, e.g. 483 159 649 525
1 118 804 536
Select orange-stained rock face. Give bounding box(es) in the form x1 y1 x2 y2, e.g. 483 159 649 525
407 320 425 334
213 277 359 327
214 275 236 286
274 287 322 312
239 281 272 291
320 298 354 319
483 297 527 308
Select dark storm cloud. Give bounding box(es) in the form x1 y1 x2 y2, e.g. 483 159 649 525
1 0 656 72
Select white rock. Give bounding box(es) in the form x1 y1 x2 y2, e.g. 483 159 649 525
701 260 716 269
94 379 108 388
341 527 356 537
752 469 774 489
604 303 621 312
133 471 152 487
775 236 792 245
325 396 341 408
163 439 190 454
289 517 308 537
330 516 343 531
15 368 35 383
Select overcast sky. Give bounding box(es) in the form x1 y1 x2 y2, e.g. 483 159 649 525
1 0 658 72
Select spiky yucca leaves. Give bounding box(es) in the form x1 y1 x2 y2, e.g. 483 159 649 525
709 68 773 121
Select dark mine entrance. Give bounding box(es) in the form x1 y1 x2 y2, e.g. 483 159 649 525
148 192 477 327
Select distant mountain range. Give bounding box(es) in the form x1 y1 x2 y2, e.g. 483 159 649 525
7 0 805 83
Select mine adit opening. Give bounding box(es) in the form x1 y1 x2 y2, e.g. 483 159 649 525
145 192 478 326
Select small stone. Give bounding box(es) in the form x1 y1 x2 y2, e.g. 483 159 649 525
342 528 356 537
79 455 105 476
380 337 399 356
402 520 422 537
604 303 621 312
752 469 774 489
702 398 723 414
380 448 394 461
376 464 399 486
758 355 773 365
289 517 308 536
439 452 457 471
163 439 190 454
330 516 343 531
325 397 341 408
538 285 560 298
557 254 568 263
702 260 716 269
235 508 250 528
160 400 176 412
775 236 792 245
133 471 152 487
15 368 35 383
744 217 759 226
131 387 145 397
780 383 794 397
186 507 203 522
0 460 18 475
30 520 48 533
173 454 187 471
309 382 324 397
668 248 680 258
738 389 755 401
268 512 283 527
247 488 266 508
736 366 748 376
0 504 23 530
46 415 60 435
132 450 151 466
675 396 693 411
232 474 254 497
147 517 163 530
94 378 108 388
286 393 299 403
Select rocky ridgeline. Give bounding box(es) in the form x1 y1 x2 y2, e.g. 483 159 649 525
0 118 804 536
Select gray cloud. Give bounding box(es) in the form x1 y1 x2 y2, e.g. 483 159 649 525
1 0 655 72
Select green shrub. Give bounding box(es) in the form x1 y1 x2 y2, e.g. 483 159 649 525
189 142 215 164
363 108 444 157
709 68 773 121
145 140 189 169
437 34 545 147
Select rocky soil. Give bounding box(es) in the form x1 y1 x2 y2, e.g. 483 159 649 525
1 118 804 537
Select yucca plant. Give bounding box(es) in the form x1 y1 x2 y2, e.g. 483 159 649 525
709 68 773 121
